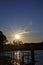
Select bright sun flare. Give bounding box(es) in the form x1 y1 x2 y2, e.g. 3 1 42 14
15 34 20 40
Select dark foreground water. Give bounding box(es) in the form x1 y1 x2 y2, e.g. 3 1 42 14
0 50 43 65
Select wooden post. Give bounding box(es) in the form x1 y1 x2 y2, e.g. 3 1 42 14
31 50 35 65
22 53 24 65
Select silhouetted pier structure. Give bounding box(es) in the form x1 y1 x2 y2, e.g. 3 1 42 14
0 43 43 65
13 43 43 65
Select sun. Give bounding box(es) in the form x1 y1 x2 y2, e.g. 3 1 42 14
15 34 20 40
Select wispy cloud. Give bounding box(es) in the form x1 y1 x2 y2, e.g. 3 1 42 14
18 31 30 35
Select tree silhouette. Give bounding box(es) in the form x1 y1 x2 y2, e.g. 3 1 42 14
0 31 7 46
13 40 23 45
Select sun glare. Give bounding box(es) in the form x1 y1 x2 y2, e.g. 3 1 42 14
15 34 20 40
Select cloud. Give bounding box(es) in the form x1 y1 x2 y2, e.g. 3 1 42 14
18 31 30 35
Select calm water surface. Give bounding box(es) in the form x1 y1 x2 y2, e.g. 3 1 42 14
0 50 43 65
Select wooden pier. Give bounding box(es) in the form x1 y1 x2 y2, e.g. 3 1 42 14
0 42 43 65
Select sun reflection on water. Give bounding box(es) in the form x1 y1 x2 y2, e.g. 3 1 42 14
14 51 21 65
15 51 20 60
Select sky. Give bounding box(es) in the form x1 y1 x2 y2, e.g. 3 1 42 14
0 0 43 43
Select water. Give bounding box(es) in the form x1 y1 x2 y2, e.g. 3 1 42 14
35 50 43 65
0 50 43 65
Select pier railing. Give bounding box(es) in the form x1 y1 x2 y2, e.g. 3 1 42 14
0 42 43 65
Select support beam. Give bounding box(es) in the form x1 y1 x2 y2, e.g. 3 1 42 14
22 53 24 65
31 50 35 65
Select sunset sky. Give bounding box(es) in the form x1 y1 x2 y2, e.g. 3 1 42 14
0 0 43 43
